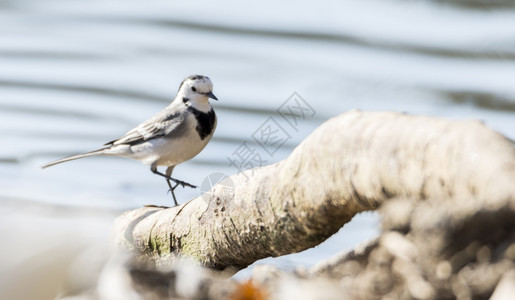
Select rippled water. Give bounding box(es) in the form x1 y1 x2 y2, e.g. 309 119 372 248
1 0 514 278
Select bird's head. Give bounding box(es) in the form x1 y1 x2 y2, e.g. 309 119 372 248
177 75 218 110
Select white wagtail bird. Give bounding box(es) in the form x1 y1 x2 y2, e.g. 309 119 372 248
42 75 218 206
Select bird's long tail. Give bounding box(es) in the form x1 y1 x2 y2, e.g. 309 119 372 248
41 148 107 169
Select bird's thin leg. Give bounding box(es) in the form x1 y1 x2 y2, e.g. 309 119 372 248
164 177 179 206
150 165 196 188
165 165 196 190
150 165 197 206
165 166 179 206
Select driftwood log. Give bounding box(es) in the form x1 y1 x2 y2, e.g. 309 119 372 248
112 110 515 272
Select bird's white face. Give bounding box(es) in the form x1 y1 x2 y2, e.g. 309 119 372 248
177 75 217 105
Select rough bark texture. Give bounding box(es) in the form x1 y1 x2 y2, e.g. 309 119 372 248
112 110 515 271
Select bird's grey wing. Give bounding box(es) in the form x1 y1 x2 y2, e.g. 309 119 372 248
105 109 184 146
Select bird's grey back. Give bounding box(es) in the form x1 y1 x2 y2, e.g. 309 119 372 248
106 105 187 146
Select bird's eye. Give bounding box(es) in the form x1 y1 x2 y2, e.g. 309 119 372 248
191 87 197 92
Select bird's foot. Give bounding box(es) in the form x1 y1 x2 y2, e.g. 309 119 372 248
171 179 197 189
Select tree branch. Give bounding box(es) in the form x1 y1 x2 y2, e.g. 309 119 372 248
112 110 515 270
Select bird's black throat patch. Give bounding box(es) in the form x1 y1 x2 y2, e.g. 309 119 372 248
188 107 216 140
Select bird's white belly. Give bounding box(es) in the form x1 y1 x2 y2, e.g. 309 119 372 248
127 130 212 167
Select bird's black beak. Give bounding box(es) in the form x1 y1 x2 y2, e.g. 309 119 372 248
207 91 218 101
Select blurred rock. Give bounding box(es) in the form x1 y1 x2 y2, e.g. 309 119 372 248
310 194 515 300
